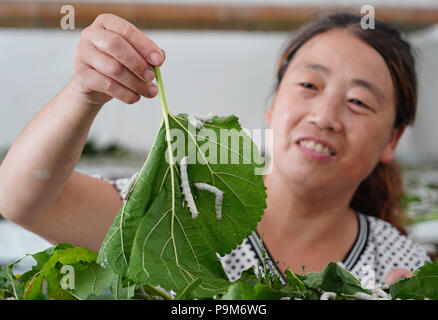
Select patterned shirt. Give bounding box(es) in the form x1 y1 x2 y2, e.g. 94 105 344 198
96 173 431 289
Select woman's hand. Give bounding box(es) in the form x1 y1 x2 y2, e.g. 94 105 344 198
72 13 165 106
384 268 412 285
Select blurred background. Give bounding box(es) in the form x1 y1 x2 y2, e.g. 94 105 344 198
0 0 438 272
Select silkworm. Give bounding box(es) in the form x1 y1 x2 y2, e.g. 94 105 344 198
194 182 224 220
179 156 199 219
188 113 215 130
354 292 372 300
194 112 214 123
188 114 204 130
371 288 391 300
320 292 337 300
120 172 139 201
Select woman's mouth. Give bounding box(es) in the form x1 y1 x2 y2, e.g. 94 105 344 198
295 138 337 161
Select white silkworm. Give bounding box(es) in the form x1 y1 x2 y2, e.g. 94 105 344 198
120 172 139 201
188 114 204 130
188 113 215 130
194 182 224 220
194 112 214 123
354 292 372 300
371 288 391 300
320 292 337 300
179 156 199 219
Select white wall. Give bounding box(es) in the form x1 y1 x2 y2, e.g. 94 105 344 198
0 26 437 164
396 25 438 163
0 28 285 155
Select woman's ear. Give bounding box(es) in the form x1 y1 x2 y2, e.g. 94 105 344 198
380 124 407 164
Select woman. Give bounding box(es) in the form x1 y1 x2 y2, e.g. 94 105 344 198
0 12 430 288
217 13 431 288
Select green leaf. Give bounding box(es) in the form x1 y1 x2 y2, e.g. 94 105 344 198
72 262 116 300
175 278 203 300
97 123 169 276
86 287 115 300
284 269 306 292
389 260 438 300
220 266 282 300
111 275 136 300
301 262 372 296
24 247 98 300
98 66 267 299
18 243 74 286
0 264 24 300
126 115 266 298
221 281 282 300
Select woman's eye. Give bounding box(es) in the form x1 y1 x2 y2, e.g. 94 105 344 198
300 82 317 90
349 98 368 108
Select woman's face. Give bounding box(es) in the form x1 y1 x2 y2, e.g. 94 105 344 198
266 29 405 193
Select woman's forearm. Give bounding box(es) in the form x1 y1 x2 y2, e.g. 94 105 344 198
0 79 103 222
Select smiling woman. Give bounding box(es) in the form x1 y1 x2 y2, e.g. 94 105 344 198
249 12 429 286
278 13 416 232
270 13 416 233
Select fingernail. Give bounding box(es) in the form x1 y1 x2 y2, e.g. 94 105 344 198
148 85 158 96
149 51 163 65
144 69 155 81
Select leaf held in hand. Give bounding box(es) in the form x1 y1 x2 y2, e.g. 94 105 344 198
97 66 267 298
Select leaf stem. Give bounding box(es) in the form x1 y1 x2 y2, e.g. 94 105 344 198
154 66 170 116
154 66 179 266
143 285 174 300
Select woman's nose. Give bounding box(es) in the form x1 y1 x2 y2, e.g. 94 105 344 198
306 94 343 133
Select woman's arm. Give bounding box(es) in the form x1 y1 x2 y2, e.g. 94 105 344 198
0 13 165 251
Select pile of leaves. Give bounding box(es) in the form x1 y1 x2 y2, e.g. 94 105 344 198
1 66 437 300
1 244 437 300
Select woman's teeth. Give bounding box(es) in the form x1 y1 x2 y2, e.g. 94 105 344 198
298 140 333 155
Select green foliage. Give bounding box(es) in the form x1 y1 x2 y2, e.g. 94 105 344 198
300 262 372 296
2 242 438 300
0 263 24 300
23 246 98 300
82 139 131 158
389 261 438 300
401 193 422 210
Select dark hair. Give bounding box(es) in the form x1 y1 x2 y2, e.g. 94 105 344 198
274 12 418 235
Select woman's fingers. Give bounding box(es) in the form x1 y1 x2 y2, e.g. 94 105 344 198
384 268 412 285
77 41 157 98
74 67 141 105
72 13 165 106
86 27 155 83
93 13 165 67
